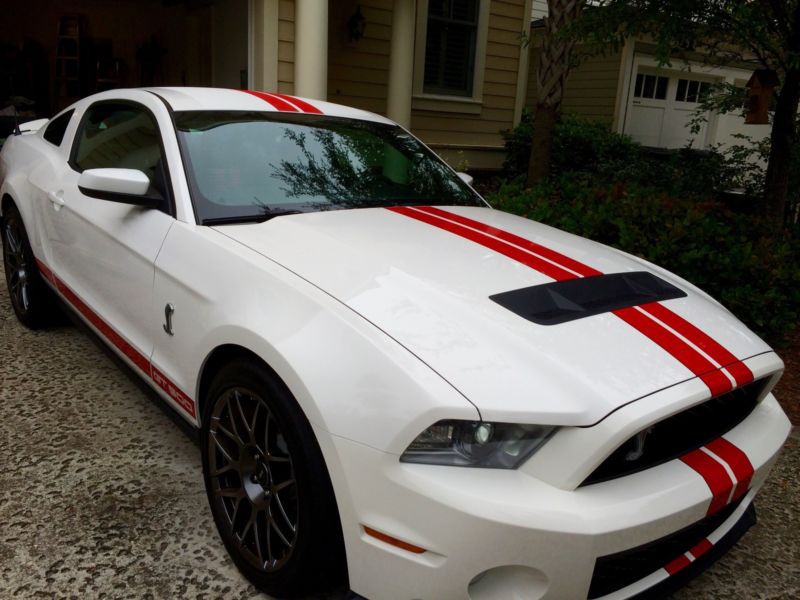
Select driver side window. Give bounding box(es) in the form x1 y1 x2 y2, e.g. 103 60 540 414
73 102 170 201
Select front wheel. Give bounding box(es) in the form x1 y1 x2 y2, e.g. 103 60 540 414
201 358 347 598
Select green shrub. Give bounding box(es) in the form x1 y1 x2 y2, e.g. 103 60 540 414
487 179 800 345
501 112 759 201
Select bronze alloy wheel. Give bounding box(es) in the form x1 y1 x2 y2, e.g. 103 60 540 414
207 386 299 572
201 359 347 597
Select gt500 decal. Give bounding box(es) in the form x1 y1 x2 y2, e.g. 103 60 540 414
387 206 754 397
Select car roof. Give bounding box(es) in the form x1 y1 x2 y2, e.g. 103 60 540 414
144 87 395 126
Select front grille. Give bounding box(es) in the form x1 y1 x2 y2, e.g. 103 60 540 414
582 378 767 487
588 499 746 599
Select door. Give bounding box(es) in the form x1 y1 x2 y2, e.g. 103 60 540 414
624 66 715 149
44 99 175 376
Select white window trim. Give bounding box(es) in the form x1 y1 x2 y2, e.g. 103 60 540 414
412 0 490 114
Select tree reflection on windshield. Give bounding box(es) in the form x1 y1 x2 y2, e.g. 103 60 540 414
175 111 481 223
269 126 465 209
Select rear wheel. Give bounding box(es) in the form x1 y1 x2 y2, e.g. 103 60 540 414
1 203 57 328
201 358 347 598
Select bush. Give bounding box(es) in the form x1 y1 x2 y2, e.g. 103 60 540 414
487 179 800 345
502 112 758 201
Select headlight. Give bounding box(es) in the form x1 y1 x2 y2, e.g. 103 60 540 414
400 420 557 469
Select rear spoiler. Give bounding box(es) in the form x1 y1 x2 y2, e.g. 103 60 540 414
16 118 49 135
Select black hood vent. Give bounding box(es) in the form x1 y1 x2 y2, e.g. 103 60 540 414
489 271 687 325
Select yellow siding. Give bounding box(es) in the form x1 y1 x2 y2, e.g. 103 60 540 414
272 0 527 167
527 44 623 123
278 0 294 93
411 0 527 150
327 0 392 114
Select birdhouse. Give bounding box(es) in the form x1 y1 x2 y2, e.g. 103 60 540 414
745 69 779 125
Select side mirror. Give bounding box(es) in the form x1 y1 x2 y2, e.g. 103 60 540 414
456 171 474 187
78 168 162 208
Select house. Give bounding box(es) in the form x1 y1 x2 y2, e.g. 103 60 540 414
0 0 535 169
526 3 772 151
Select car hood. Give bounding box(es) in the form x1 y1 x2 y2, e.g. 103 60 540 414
215 206 771 426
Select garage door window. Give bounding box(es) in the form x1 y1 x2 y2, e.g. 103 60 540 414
634 74 669 100
675 79 711 103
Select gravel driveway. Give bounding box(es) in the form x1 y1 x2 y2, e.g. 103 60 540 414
0 261 797 599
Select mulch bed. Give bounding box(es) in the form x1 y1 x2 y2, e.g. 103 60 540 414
774 329 800 425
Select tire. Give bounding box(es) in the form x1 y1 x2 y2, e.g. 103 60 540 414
201 358 348 598
1 203 57 329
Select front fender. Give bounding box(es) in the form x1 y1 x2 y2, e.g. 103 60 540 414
150 221 479 454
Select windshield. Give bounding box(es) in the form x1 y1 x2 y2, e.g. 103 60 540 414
174 111 484 224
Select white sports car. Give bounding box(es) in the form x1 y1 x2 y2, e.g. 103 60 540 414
0 88 791 599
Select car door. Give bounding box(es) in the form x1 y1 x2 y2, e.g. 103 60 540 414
44 96 176 377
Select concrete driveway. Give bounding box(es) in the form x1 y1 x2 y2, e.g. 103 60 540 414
0 261 798 599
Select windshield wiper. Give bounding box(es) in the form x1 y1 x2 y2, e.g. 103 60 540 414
202 210 302 226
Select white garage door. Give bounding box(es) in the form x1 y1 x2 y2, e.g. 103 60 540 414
623 67 715 149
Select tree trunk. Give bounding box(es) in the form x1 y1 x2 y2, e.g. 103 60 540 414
526 0 582 188
528 103 558 184
763 68 800 228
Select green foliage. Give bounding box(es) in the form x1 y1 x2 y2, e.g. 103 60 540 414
501 108 535 177
503 112 746 200
487 179 800 344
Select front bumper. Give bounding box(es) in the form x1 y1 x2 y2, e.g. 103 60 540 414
328 393 791 599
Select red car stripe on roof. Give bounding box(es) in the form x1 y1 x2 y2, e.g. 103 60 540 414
274 93 323 114
35 258 196 418
241 90 300 112
388 206 750 398
680 448 734 515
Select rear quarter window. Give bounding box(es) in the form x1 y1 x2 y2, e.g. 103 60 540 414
43 110 75 147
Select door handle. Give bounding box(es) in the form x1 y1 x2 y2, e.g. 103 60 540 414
47 190 65 208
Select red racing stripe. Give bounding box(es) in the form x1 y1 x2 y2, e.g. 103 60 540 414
274 93 323 114
705 438 754 501
387 206 580 281
416 206 602 277
664 554 691 575
680 449 733 515
241 90 300 112
35 258 196 418
35 258 55 285
613 307 733 397
689 538 713 560
664 538 713 576
639 302 754 387
387 207 749 398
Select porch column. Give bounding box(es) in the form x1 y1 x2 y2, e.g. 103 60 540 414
294 0 328 99
251 0 279 91
387 0 416 128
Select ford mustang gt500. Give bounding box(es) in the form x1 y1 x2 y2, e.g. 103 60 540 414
0 88 791 599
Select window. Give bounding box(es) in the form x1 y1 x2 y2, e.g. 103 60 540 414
634 74 669 100
423 0 479 97
675 79 711 103
43 110 74 147
174 111 482 224
73 102 169 198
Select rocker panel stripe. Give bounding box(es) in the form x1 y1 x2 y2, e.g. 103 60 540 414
35 258 196 418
